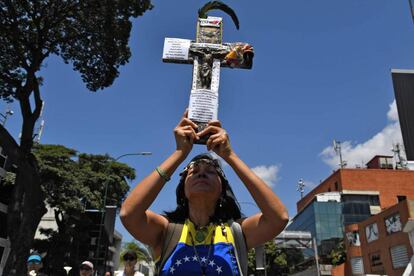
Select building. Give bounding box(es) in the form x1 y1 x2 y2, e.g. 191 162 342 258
32 205 122 275
344 199 414 275
111 230 123 272
287 192 343 257
0 145 18 276
0 147 10 276
287 155 414 273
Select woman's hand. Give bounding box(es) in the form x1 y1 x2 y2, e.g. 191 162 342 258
198 120 233 159
174 110 199 158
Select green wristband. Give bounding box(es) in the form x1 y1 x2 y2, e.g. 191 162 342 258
156 166 170 182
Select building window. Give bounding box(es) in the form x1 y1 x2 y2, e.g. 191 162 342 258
342 201 371 225
369 251 383 270
346 231 360 246
334 181 339 191
390 245 409 269
385 213 402 235
351 257 364 275
342 194 380 205
365 223 379 243
0 154 5 169
397 195 406 202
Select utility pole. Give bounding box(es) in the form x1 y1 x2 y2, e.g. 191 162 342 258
409 0 414 25
392 143 407 169
333 140 346 168
297 178 305 199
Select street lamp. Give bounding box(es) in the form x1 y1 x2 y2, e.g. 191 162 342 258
0 108 14 126
63 266 72 275
94 152 151 275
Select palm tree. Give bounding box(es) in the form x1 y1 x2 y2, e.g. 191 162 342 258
198 1 240 29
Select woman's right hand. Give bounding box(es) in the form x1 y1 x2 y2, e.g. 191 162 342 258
174 110 199 157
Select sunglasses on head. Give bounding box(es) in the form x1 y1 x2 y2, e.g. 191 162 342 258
123 255 136 261
185 159 224 175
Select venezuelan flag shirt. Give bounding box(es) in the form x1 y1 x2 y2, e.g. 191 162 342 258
160 219 240 275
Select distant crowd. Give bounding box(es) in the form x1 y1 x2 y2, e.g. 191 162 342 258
26 249 144 276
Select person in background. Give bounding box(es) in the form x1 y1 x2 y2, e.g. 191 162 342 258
27 254 46 276
79 261 94 276
118 250 142 276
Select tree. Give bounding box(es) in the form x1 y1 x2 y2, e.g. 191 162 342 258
7 144 136 275
247 241 305 275
329 241 346 266
0 1 152 274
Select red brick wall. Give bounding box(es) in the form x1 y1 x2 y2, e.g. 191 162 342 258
345 200 413 276
297 169 414 212
297 170 341 212
331 263 345 276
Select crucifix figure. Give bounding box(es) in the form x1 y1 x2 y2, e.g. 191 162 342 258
162 15 254 143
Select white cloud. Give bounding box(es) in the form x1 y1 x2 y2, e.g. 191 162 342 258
387 100 399 121
251 165 280 188
320 100 404 169
303 180 317 189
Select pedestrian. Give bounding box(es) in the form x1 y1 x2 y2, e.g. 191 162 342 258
27 253 47 276
79 261 94 276
118 250 142 276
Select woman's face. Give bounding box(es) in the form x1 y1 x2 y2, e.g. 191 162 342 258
124 256 137 270
184 160 222 201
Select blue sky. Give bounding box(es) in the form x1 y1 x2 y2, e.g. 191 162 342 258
2 0 414 243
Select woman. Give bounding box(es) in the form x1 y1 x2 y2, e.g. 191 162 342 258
120 111 288 275
115 250 141 276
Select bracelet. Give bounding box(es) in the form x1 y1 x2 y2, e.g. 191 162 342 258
156 166 170 182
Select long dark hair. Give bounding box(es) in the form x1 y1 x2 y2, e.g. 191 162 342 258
163 153 243 223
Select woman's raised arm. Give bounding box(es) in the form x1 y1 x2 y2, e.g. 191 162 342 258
120 111 198 257
198 120 289 249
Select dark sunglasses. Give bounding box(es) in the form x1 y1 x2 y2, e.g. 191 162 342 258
28 260 41 264
80 266 92 271
123 256 137 261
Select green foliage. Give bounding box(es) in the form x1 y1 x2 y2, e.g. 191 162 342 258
33 144 135 211
120 241 152 263
0 0 153 100
1 2 152 273
2 171 16 186
247 241 305 275
329 241 346 266
31 144 136 273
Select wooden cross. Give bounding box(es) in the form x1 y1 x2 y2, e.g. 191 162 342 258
163 16 254 143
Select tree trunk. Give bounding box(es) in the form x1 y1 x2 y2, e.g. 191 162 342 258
4 84 46 275
4 155 46 275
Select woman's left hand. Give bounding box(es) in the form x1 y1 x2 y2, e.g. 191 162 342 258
198 120 233 159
